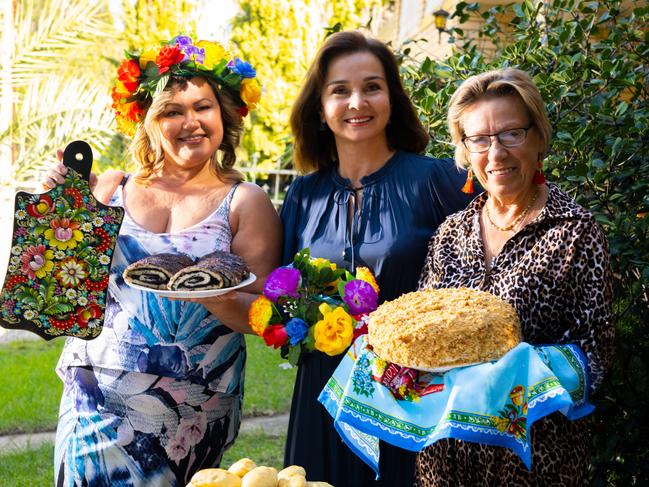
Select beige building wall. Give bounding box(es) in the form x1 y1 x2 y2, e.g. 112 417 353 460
382 0 519 60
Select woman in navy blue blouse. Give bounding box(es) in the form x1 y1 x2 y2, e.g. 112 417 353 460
280 31 473 487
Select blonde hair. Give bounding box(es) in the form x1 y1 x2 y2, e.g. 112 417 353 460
131 77 244 183
448 68 552 169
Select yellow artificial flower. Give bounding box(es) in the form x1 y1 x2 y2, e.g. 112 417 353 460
248 296 273 336
312 257 337 271
197 40 230 69
314 303 353 356
138 48 158 69
240 78 261 109
356 267 379 294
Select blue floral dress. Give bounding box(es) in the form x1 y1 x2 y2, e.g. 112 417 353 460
55 180 245 487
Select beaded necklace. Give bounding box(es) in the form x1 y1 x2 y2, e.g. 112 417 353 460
484 188 539 232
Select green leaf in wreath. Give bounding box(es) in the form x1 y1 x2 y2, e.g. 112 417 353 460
153 74 170 98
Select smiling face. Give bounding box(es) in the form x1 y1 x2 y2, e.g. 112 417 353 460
462 95 544 202
158 77 224 170
320 51 391 150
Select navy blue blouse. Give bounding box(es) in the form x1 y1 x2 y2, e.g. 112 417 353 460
280 150 474 487
280 150 473 301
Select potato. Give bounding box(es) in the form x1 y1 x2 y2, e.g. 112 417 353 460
241 466 278 487
306 482 334 487
278 465 307 480
227 458 257 478
186 468 242 487
278 475 307 487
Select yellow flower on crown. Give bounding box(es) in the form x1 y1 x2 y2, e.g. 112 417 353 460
197 40 230 69
313 303 354 356
138 48 158 69
240 78 261 109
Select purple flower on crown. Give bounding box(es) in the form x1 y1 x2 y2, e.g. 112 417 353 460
285 318 309 345
173 35 193 48
228 58 256 78
342 279 378 315
263 267 301 302
173 36 206 64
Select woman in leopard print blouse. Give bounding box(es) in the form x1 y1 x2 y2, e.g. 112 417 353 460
415 69 614 486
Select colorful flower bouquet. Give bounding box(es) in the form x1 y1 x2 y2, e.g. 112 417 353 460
248 249 379 365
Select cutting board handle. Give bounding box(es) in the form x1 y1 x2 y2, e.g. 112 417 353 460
62 140 92 181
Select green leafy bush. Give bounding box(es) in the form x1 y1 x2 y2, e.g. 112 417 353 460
399 1 648 483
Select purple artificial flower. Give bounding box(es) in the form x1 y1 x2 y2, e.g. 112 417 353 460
343 279 378 315
173 35 205 63
229 58 256 78
285 318 309 345
263 267 301 301
173 35 193 47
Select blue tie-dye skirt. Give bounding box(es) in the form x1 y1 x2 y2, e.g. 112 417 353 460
55 366 240 486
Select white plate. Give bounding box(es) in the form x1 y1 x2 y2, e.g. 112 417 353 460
125 273 256 298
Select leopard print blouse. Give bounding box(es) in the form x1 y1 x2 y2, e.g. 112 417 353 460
415 183 614 486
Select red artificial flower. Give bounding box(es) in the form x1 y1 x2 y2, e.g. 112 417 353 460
124 100 144 122
353 322 368 340
156 45 184 74
238 106 249 117
262 324 289 349
117 59 140 92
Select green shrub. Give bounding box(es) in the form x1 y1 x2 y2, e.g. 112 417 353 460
399 1 648 484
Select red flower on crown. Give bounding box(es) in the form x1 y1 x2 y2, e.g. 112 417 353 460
117 60 141 92
156 45 184 74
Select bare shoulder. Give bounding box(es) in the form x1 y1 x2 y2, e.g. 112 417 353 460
94 170 126 204
230 181 274 209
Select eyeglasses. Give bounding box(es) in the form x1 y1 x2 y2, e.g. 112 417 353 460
462 126 533 153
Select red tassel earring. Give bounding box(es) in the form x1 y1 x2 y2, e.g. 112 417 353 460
461 168 474 194
533 169 546 185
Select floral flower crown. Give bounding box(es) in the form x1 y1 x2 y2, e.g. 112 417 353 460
111 35 261 136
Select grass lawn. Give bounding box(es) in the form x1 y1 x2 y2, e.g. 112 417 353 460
0 335 295 435
0 430 286 486
0 443 56 486
0 339 64 434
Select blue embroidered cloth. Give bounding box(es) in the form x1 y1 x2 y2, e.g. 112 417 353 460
318 335 592 478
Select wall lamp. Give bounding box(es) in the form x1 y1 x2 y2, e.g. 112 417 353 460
433 9 450 42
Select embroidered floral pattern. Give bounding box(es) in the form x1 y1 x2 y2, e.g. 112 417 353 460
0 167 123 339
494 385 528 440
352 355 375 397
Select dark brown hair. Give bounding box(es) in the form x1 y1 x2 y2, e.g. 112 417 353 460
132 76 244 183
290 30 429 174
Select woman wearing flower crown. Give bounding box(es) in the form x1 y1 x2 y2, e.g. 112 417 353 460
43 36 281 486
279 30 474 487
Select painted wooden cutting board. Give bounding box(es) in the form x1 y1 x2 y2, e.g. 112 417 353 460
0 141 124 340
